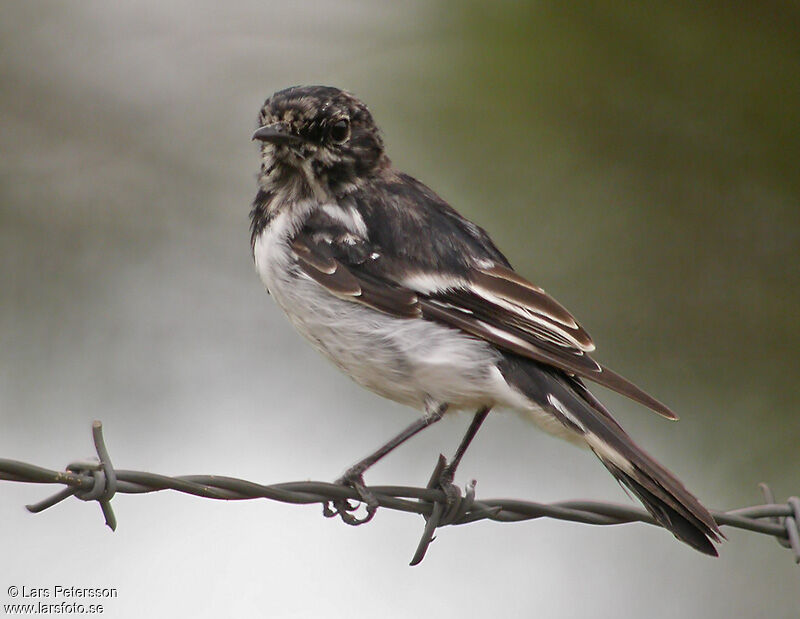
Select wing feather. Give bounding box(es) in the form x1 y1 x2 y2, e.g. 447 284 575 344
292 236 420 317
472 264 594 350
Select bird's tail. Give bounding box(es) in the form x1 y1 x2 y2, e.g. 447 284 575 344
499 356 723 556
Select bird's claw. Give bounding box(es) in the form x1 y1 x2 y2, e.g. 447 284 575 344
410 455 479 565
437 464 463 509
322 469 379 525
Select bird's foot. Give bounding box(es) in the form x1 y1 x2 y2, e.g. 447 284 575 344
410 455 479 565
437 463 463 510
322 468 379 526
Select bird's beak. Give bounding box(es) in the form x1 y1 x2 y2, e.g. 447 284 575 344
252 123 306 146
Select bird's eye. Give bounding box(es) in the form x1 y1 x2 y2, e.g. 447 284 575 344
329 118 350 144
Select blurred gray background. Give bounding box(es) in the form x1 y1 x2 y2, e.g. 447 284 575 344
1 1 798 617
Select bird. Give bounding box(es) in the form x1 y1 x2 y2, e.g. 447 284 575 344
249 84 723 555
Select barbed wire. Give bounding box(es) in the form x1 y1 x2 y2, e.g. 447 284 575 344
1 421 798 566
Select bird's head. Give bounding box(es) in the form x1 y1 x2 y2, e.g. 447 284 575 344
253 85 387 197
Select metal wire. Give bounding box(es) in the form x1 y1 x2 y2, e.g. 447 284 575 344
1 421 797 566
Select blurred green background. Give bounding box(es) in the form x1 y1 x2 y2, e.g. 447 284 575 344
1 2 798 617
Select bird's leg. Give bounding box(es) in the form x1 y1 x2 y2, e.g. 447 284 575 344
325 402 449 525
438 406 492 503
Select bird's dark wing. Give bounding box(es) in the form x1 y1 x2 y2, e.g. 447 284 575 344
291 235 420 318
290 205 677 421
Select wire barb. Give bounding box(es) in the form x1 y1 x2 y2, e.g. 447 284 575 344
410 454 487 566
0 422 797 566
759 483 800 563
24 421 118 530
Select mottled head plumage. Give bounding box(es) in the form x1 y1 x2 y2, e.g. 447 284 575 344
255 86 388 196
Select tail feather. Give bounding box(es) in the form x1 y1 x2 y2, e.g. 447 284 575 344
601 460 719 555
499 356 723 555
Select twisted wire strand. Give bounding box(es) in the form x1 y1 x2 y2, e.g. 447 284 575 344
0 421 797 566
